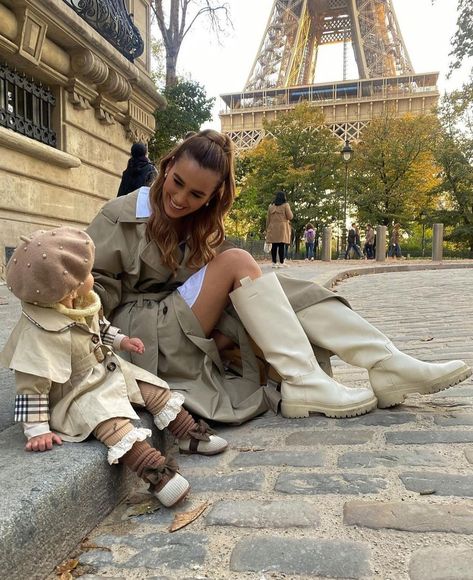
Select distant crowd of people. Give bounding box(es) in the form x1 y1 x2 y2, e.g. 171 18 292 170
264 197 405 264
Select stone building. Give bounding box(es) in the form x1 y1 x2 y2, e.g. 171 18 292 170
0 0 164 274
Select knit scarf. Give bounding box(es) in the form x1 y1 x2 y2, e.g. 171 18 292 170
53 291 101 324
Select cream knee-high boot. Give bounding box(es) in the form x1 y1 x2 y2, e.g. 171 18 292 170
229 274 377 418
297 299 471 408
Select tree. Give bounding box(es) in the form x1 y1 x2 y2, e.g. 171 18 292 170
148 78 214 161
233 103 342 244
434 93 473 256
448 0 473 72
151 0 231 87
350 113 441 227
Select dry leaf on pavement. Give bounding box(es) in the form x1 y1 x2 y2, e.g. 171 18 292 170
169 501 209 532
56 558 78 575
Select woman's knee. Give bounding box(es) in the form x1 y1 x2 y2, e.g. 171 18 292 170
216 248 261 274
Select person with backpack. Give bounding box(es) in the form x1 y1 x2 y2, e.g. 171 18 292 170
304 223 316 261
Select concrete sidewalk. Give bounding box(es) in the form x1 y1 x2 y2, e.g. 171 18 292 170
1 259 472 579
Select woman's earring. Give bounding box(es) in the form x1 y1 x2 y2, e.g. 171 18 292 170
205 202 209 207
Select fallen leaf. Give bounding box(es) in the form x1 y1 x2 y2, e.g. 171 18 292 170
420 336 434 342
419 489 436 495
56 559 78 574
169 501 209 532
123 500 161 519
59 573 73 580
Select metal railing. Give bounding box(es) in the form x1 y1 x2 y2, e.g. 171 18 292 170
62 0 144 62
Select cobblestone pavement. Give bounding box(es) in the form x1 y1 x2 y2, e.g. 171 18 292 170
46 268 473 579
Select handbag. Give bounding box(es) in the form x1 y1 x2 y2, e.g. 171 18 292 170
263 242 272 253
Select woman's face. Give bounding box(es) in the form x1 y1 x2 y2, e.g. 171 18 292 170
162 155 221 220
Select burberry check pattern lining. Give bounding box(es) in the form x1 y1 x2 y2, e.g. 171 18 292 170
14 318 119 423
14 394 50 422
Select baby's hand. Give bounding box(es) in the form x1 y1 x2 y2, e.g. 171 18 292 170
121 337 145 354
25 432 62 452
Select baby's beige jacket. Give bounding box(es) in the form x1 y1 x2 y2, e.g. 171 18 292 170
0 302 169 442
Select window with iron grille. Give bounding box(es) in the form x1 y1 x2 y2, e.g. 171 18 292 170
0 63 56 147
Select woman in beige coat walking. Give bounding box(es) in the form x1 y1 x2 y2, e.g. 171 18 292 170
87 130 470 425
265 191 293 268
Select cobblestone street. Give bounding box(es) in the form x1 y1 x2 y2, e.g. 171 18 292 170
51 268 473 579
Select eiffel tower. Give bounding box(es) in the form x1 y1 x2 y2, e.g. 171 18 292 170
220 0 439 152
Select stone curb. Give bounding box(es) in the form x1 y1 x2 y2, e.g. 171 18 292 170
0 411 172 580
320 261 473 289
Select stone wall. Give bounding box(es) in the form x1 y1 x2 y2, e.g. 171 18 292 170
0 0 164 277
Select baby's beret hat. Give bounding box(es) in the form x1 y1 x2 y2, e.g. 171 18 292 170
6 226 95 304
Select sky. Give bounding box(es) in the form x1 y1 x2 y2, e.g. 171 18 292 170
174 0 471 129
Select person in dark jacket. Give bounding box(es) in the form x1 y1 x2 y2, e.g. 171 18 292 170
117 143 157 197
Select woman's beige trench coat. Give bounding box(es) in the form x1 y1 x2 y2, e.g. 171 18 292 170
86 190 346 425
265 202 293 244
0 303 169 442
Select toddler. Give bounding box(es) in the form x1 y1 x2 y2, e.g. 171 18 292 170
0 227 227 507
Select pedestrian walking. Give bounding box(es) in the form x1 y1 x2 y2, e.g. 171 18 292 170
303 223 316 260
86 129 471 426
388 223 403 259
345 223 363 259
117 142 157 197
265 191 293 268
364 224 375 259
0 227 228 507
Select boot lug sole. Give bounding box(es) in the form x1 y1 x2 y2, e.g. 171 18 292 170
280 397 377 419
376 366 472 408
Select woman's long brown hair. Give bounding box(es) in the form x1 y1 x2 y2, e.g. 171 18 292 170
146 129 235 273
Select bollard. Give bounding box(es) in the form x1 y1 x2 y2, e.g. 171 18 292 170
432 223 443 261
376 225 387 262
321 227 332 261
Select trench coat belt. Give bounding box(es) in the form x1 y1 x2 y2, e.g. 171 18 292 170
122 292 169 308
71 345 108 375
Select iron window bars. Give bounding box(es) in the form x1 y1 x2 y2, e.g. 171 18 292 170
0 63 56 147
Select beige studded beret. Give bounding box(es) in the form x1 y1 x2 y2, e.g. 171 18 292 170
6 226 95 304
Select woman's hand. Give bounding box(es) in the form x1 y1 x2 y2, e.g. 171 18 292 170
121 337 145 354
25 432 62 452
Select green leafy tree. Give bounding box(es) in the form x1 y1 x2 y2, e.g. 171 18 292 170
233 103 342 245
350 113 441 227
434 93 473 255
448 0 473 73
148 79 214 161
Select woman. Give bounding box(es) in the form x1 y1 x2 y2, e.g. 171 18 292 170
364 224 375 259
265 191 293 268
87 130 470 424
388 223 403 259
117 142 157 197
303 223 316 261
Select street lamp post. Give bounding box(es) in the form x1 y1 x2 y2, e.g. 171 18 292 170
340 139 354 256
